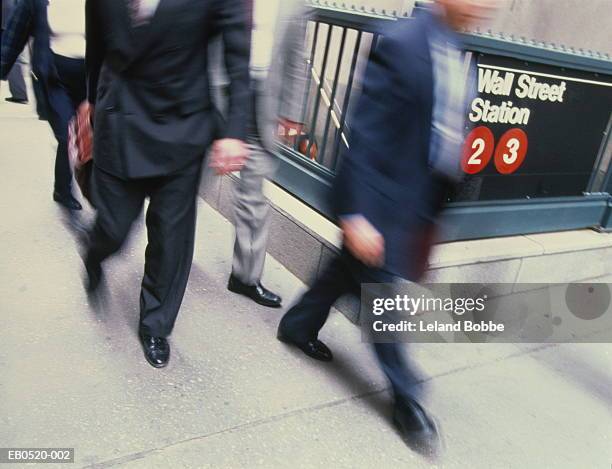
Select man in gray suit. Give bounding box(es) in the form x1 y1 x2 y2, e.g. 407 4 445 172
1 0 28 104
227 0 309 307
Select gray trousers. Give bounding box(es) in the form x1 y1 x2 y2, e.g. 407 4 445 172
6 63 27 101
2 40 28 101
231 144 278 285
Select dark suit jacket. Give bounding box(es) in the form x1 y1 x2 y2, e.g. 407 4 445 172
333 11 454 280
0 0 54 82
2 0 16 30
85 0 251 180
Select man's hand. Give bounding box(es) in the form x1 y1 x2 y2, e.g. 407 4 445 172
340 215 385 267
209 138 249 175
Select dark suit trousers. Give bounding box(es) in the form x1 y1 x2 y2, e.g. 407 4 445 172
87 159 203 337
46 53 86 196
279 249 417 401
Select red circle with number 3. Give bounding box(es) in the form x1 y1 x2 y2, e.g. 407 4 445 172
494 128 528 174
461 127 495 174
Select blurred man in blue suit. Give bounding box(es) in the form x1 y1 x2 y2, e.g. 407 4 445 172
278 0 497 455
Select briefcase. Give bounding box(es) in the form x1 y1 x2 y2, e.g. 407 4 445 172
68 102 94 205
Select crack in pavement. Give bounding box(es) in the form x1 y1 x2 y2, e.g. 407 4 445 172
81 342 559 468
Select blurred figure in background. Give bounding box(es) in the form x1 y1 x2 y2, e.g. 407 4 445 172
1 0 86 210
83 0 251 368
227 0 309 308
1 0 28 104
278 0 497 456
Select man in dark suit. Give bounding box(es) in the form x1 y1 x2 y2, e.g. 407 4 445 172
278 0 497 455
84 0 251 368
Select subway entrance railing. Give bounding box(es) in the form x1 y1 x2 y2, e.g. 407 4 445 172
271 4 612 242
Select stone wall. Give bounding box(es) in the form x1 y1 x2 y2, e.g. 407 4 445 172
307 0 612 57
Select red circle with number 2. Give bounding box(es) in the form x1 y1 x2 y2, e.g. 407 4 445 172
462 126 495 174
494 128 528 174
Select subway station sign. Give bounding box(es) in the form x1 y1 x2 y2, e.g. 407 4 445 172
450 53 612 202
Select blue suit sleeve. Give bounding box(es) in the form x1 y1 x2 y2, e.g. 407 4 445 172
0 0 33 80
334 29 417 219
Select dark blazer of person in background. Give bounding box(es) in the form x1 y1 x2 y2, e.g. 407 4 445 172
1 0 52 82
0 0 55 81
84 0 251 368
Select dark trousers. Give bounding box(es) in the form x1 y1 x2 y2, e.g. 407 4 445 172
46 53 86 196
279 250 416 401
32 72 49 120
87 159 203 337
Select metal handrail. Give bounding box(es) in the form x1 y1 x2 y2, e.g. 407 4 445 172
272 5 612 238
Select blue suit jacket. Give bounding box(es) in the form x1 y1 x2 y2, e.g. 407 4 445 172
333 12 454 280
0 0 53 81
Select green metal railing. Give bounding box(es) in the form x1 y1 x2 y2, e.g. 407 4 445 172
272 5 612 241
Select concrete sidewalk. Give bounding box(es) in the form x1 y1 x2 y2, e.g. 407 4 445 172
0 90 611 469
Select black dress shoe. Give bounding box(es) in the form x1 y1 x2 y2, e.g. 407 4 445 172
393 395 441 456
139 333 170 368
227 274 282 308
277 331 333 362
83 255 103 293
5 97 28 104
53 191 82 210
